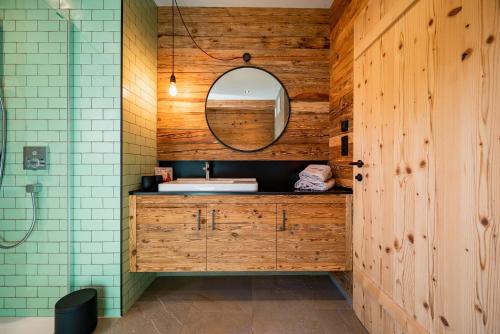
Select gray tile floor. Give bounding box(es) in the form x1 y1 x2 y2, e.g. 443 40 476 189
95 275 367 334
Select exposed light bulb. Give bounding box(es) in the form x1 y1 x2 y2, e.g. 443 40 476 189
169 82 177 96
169 74 177 96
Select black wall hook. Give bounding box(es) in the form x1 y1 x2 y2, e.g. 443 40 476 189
243 52 252 62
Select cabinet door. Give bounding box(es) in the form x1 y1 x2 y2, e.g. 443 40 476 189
135 204 206 272
277 202 346 271
207 204 276 271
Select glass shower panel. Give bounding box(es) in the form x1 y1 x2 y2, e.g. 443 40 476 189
0 2 70 317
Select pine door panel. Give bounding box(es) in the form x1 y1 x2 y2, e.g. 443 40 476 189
352 0 500 332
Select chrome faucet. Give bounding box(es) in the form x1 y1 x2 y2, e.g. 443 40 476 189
203 161 210 181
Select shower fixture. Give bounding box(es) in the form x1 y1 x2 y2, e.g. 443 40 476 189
0 96 42 249
0 183 42 249
0 96 5 187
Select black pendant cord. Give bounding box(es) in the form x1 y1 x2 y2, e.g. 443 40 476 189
171 0 175 75
173 0 243 62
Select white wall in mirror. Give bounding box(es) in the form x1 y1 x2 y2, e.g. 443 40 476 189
208 68 282 100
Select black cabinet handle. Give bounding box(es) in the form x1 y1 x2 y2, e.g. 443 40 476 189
355 173 363 182
349 160 364 168
281 210 287 231
197 209 201 230
211 209 216 230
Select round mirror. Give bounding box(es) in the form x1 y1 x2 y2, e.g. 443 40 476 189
206 67 290 152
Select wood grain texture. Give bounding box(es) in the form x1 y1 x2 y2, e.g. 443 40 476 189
345 195 353 271
206 101 275 151
354 271 428 334
277 202 347 271
329 0 369 188
353 0 500 332
207 204 277 271
353 0 418 59
327 0 369 297
129 195 137 272
330 193 354 296
135 194 349 205
157 7 330 160
131 194 351 273
135 204 207 272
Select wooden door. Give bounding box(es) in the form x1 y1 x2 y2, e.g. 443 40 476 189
277 200 347 271
134 204 207 272
207 204 276 271
352 0 499 332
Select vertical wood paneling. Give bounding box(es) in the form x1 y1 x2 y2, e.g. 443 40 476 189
157 7 331 160
328 0 369 297
431 0 499 332
329 0 365 189
353 0 500 333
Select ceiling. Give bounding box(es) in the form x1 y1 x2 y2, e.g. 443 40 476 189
154 0 333 8
209 68 282 100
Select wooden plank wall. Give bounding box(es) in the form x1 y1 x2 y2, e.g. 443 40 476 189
329 0 368 189
352 0 499 333
206 103 275 151
328 0 369 298
157 7 331 160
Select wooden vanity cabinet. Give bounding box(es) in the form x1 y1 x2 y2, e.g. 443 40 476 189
277 198 348 271
130 198 207 272
207 204 276 271
129 194 351 273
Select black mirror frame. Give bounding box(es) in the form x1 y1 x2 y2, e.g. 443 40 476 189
204 66 291 153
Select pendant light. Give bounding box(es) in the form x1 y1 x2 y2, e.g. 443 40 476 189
169 0 177 96
169 0 251 97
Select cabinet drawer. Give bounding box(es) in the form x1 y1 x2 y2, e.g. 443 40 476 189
277 202 346 271
207 204 276 271
134 204 207 272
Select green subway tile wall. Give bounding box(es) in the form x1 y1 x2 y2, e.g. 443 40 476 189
0 0 122 317
121 0 157 313
0 0 70 317
65 0 122 317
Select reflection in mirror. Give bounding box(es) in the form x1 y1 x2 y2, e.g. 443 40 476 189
206 67 290 152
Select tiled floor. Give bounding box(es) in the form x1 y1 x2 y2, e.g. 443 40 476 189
95 275 367 334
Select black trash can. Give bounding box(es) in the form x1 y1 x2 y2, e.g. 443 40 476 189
54 288 98 334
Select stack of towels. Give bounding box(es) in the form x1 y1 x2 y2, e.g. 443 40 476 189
294 164 335 191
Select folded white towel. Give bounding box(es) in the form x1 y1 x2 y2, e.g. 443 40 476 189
299 173 331 185
294 178 335 191
299 164 332 183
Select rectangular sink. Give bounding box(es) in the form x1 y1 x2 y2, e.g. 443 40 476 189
158 178 258 192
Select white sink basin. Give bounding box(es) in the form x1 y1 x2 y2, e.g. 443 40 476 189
158 178 258 192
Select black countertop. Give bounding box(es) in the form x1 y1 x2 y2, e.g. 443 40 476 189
130 186 352 196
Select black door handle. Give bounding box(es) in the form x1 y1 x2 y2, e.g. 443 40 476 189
349 160 364 168
355 173 363 182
